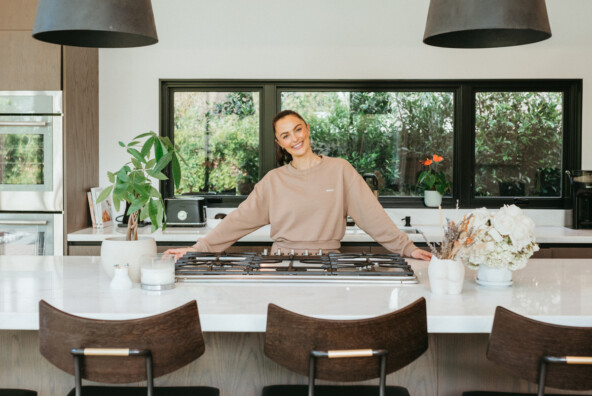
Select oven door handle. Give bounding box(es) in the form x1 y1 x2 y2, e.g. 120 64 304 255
0 220 49 226
0 121 48 127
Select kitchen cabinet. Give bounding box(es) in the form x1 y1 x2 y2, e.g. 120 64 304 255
0 31 61 90
0 0 61 90
67 242 592 258
0 0 100 254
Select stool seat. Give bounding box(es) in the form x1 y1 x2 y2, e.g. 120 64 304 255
462 392 565 396
462 306 592 395
262 298 427 396
262 384 409 396
65 386 219 396
39 300 219 396
0 391 36 396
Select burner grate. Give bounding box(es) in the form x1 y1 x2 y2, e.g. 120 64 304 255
175 251 417 283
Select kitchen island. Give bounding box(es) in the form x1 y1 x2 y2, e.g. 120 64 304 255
1 256 591 395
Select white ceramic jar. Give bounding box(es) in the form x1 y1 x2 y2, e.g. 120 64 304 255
110 266 133 290
428 255 465 294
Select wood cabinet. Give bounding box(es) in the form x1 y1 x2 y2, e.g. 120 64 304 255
62 46 99 254
0 0 100 254
68 242 592 258
0 0 61 90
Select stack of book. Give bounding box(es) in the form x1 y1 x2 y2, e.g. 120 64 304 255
87 187 114 228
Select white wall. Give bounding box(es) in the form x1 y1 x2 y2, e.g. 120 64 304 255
99 0 592 188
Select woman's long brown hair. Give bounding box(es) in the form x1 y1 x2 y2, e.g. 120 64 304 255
272 110 307 167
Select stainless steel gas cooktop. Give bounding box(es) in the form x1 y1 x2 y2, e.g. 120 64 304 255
175 252 418 284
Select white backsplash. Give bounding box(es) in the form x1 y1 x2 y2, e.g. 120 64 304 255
207 207 572 228
383 208 572 228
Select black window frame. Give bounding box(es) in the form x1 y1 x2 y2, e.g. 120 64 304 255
160 79 581 209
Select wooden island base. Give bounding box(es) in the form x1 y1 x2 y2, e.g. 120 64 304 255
1 331 590 396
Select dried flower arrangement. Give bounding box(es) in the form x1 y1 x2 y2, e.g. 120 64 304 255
421 207 480 260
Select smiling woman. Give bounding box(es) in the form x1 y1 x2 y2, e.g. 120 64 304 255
273 110 319 169
165 110 432 261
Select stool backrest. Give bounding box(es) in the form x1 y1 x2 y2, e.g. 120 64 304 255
264 297 427 382
39 300 205 383
487 306 592 391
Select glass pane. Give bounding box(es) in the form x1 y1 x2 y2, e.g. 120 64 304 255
475 92 563 197
281 91 454 196
0 230 44 255
0 134 45 185
173 91 260 195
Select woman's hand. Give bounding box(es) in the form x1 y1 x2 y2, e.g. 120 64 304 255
163 246 197 261
410 248 432 261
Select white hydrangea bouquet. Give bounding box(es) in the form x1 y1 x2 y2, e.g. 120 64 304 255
462 204 539 271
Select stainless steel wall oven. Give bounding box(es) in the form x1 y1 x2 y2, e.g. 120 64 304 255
0 91 63 255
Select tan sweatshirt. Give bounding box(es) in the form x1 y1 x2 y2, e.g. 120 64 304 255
193 156 417 256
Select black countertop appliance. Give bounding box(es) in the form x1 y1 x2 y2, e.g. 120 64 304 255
567 170 592 229
165 197 207 227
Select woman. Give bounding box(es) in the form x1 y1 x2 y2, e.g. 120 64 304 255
166 110 431 261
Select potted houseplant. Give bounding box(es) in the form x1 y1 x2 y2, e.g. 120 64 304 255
417 154 450 207
461 205 539 287
96 131 183 282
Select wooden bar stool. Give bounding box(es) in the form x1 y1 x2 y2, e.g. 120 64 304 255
463 306 592 396
38 300 219 396
262 297 428 396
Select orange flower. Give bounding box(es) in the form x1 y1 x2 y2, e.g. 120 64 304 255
432 154 444 162
466 237 473 244
422 158 433 166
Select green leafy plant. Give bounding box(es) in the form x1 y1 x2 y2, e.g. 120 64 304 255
97 131 183 240
416 154 451 195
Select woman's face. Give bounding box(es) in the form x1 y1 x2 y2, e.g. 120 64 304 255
274 115 311 158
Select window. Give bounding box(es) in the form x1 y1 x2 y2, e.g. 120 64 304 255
160 80 581 209
173 90 260 195
280 91 454 197
474 91 563 198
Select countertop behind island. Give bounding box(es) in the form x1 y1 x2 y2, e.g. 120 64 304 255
68 220 592 244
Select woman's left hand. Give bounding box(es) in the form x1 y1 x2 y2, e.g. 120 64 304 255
410 248 432 261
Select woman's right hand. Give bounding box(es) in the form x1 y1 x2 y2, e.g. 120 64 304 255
164 246 197 261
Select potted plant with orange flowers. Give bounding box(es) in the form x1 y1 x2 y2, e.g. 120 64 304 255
417 154 451 207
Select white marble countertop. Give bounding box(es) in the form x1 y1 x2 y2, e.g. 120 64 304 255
1 256 590 333
68 221 592 245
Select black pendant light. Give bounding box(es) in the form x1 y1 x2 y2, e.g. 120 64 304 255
423 0 551 48
33 0 158 48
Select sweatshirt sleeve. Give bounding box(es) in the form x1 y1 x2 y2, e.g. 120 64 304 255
345 169 417 257
192 178 270 252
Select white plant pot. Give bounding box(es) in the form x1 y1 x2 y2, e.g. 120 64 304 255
476 265 513 287
428 255 465 295
424 190 442 207
101 237 157 283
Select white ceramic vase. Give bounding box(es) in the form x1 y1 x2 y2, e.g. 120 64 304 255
101 237 157 283
110 267 133 290
476 265 513 287
428 255 465 295
424 190 442 207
